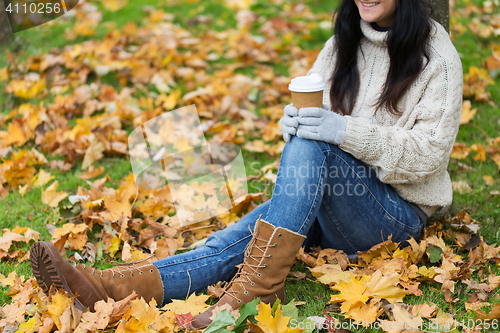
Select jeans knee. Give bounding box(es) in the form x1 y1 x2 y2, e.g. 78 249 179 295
282 136 325 164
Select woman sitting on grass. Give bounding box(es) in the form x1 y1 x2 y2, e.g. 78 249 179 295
29 0 463 328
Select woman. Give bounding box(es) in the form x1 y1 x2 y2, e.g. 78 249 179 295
29 0 463 328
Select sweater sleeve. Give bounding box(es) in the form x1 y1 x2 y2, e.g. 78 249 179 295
338 55 463 184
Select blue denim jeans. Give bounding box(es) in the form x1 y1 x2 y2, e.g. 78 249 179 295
153 136 425 304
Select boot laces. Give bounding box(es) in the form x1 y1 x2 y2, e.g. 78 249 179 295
224 225 274 301
81 263 146 278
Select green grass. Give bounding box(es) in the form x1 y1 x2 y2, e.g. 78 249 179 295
1 0 500 331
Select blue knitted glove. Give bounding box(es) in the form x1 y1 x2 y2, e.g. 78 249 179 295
279 104 299 143
296 107 347 145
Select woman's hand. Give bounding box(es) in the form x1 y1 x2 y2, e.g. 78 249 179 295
279 104 299 143
296 107 347 145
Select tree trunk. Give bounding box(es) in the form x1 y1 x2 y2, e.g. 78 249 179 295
430 0 450 33
0 0 13 48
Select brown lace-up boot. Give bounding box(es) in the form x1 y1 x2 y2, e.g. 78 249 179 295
191 216 306 329
30 242 164 312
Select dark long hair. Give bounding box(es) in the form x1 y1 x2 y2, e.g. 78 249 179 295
329 0 433 115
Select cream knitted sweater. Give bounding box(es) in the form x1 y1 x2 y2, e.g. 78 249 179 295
307 19 463 217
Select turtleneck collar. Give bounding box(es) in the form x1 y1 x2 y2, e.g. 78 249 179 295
360 19 388 47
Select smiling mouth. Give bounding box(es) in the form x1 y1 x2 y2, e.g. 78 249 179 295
361 1 381 6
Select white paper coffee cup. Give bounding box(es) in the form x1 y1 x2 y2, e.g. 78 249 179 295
288 73 325 109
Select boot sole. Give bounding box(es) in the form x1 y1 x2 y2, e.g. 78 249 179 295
30 242 85 311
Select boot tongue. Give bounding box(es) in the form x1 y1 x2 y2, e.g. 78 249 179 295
225 220 274 293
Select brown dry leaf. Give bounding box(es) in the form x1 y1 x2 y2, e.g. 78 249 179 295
0 231 27 252
207 281 225 299
492 153 500 170
77 166 104 180
434 258 460 293
297 247 317 267
452 180 473 194
465 301 491 311
82 137 105 170
41 181 69 208
476 303 500 320
488 273 500 289
0 228 40 260
75 298 114 332
208 303 241 322
51 223 89 251
486 44 500 70
288 271 306 280
410 303 437 318
380 304 423 333
315 248 350 270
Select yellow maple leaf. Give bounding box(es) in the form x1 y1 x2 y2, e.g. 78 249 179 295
31 170 54 187
330 275 371 313
5 78 46 99
6 121 28 146
463 66 494 102
483 175 494 186
108 234 122 258
41 181 68 208
224 0 256 11
16 315 40 333
451 143 470 159
0 271 19 287
344 299 384 325
460 100 477 125
161 293 210 315
103 197 132 220
358 235 399 264
117 298 175 333
0 67 8 81
102 0 128 12
309 264 352 285
365 270 408 304
46 290 72 331
471 143 486 162
18 184 30 196
254 301 303 333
